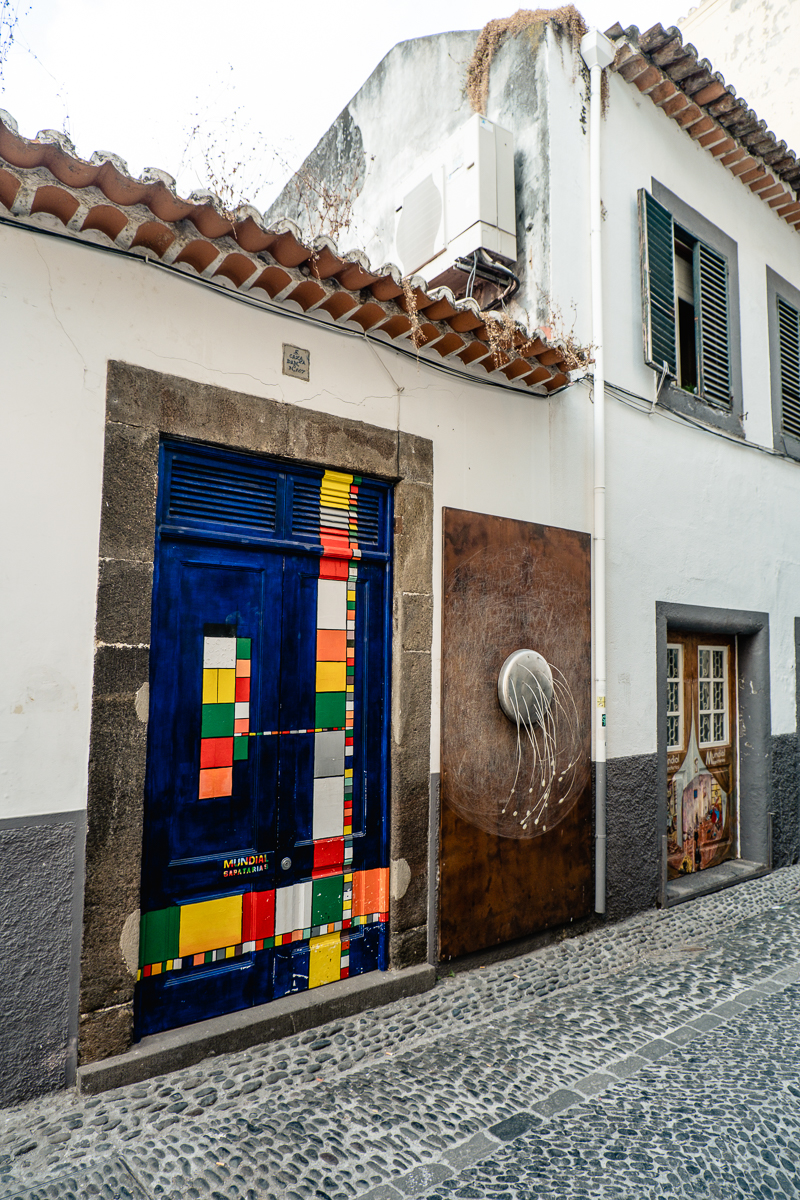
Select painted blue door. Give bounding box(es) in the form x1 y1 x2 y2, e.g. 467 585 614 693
135 442 391 1038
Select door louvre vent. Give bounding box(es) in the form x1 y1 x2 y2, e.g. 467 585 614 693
352 492 381 546
168 456 277 531
290 477 324 543
291 480 382 546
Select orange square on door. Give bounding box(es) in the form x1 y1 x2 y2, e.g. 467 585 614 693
317 630 347 661
198 766 233 799
352 867 388 916
234 718 249 736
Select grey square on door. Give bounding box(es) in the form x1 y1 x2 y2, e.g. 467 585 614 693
314 730 345 778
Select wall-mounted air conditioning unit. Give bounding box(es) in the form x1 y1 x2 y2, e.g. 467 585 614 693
394 114 516 285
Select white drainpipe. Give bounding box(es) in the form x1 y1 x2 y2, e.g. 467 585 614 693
580 29 616 915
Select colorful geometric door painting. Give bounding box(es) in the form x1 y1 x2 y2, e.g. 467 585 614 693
666 633 737 879
136 442 391 1038
439 509 592 960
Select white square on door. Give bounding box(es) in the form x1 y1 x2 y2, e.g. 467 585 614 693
274 880 312 935
316 580 347 630
313 774 344 839
314 731 345 778
203 637 237 669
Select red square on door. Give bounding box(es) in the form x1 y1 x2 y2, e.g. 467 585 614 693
242 890 275 941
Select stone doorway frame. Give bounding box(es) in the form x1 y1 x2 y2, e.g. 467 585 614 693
80 361 433 1064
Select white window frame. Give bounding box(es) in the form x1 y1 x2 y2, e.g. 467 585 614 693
666 642 683 751
697 644 729 748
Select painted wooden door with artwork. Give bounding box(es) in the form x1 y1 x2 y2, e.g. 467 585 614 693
135 442 391 1038
439 509 592 959
666 633 737 878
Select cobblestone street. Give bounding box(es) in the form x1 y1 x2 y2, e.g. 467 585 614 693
2 866 799 1200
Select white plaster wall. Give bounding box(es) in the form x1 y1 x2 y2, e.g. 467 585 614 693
518 32 800 758
547 41 800 755
0 217 589 819
339 32 478 269
680 0 800 154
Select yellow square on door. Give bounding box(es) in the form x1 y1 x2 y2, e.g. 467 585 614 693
179 894 243 958
202 669 218 704
217 669 237 704
309 932 341 988
316 661 346 692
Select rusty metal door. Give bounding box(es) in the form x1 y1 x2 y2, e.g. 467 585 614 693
439 509 592 960
666 633 737 878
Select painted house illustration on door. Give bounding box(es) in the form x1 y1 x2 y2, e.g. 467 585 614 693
136 443 392 1037
666 635 737 878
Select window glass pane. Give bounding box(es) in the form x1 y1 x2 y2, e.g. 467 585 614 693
699 644 728 745
666 644 682 749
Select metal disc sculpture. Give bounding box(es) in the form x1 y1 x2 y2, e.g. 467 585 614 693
496 648 582 835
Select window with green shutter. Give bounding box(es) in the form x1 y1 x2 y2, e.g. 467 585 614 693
639 189 733 411
778 295 800 441
767 268 800 458
639 190 677 378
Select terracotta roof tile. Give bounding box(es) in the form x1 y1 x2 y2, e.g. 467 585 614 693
607 23 800 233
0 107 577 395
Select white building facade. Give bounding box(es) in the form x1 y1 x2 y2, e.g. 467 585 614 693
1 10 800 1105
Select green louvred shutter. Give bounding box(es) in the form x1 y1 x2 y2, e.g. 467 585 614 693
638 189 677 377
778 296 800 440
695 242 732 408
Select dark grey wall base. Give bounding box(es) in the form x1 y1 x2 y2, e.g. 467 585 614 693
771 733 800 868
0 811 85 1107
604 753 660 922
78 964 436 1096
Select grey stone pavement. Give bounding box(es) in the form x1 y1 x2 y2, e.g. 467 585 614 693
2 866 800 1200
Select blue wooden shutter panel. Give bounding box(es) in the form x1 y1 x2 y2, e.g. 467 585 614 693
695 241 732 409
168 452 277 533
778 296 800 440
639 189 677 377
161 446 388 555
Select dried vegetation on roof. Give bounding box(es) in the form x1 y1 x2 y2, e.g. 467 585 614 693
467 6 588 114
